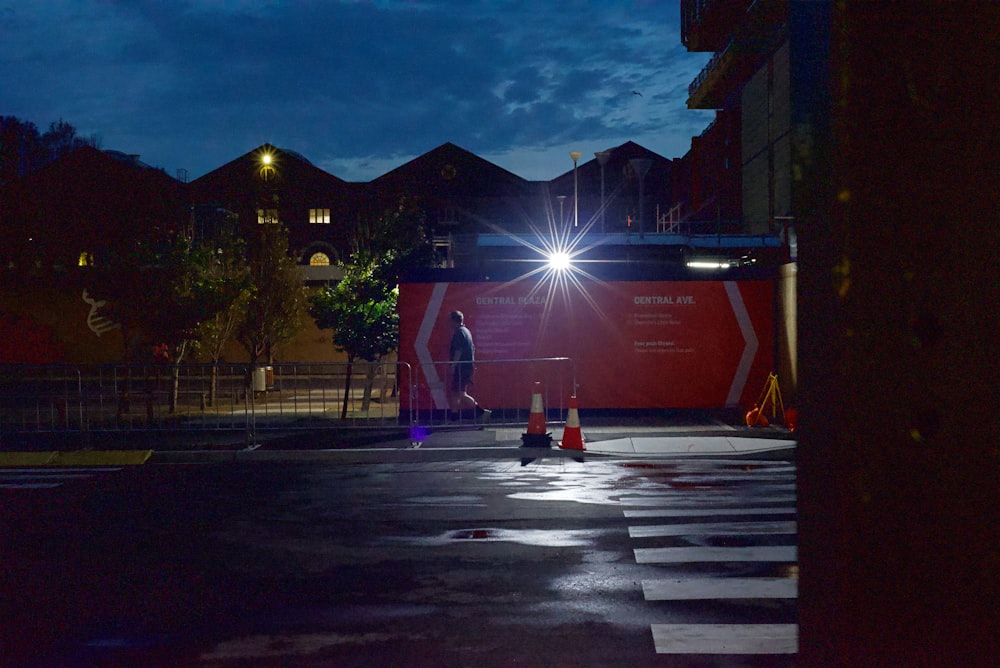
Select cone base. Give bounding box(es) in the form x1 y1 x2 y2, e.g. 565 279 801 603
521 432 552 447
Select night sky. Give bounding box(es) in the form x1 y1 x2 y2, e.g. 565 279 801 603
0 1 712 182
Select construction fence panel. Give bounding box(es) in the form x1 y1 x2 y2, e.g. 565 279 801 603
0 362 412 448
405 356 576 428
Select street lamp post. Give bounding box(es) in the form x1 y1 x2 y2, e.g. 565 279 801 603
556 195 567 227
569 151 582 227
595 151 610 233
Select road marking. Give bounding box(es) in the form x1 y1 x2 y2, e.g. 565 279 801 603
0 466 121 490
620 458 799 659
643 577 797 600
1 482 63 489
634 545 797 563
651 623 798 654
625 506 795 518
629 520 796 537
666 473 795 483
619 494 797 506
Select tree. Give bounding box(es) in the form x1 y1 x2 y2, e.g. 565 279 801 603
309 199 437 419
351 197 439 285
87 231 241 411
235 223 308 367
0 116 97 188
310 261 398 419
191 228 250 406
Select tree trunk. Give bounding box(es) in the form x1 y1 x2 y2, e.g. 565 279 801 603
341 356 354 421
208 361 219 407
168 341 188 414
362 361 377 412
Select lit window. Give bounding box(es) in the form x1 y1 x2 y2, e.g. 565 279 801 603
309 208 331 224
78 252 94 267
257 208 278 224
309 252 330 266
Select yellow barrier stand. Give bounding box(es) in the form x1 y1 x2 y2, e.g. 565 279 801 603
54 450 153 466
0 450 153 467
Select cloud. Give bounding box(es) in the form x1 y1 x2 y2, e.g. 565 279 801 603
0 1 711 181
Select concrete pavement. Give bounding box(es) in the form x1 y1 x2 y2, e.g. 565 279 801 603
0 415 796 466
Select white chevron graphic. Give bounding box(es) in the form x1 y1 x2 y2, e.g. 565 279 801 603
724 281 758 406
414 283 449 408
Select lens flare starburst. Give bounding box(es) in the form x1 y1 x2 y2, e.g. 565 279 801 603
481 185 623 331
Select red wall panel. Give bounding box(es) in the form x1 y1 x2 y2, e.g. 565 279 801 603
399 278 774 410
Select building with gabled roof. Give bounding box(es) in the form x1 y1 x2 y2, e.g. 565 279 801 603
188 143 354 275
367 141 543 236
10 145 187 271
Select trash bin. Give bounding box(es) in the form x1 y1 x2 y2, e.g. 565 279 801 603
252 367 267 392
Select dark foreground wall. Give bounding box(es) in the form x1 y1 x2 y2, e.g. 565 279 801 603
795 3 999 665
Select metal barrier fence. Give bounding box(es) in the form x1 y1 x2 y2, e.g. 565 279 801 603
0 362 410 447
0 358 575 447
407 356 576 427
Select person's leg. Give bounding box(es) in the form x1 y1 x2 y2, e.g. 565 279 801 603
448 369 462 417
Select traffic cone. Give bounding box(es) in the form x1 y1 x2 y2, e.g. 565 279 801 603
521 382 552 448
559 395 586 451
784 407 798 432
745 404 769 427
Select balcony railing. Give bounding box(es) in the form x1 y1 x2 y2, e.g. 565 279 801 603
689 41 733 101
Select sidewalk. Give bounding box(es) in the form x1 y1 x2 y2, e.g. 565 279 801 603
415 421 796 458
0 414 796 465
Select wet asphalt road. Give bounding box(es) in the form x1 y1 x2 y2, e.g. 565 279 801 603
3 454 797 667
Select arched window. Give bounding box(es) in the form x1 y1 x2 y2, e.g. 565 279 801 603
309 252 330 266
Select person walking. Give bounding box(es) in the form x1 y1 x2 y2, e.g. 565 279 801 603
447 310 490 421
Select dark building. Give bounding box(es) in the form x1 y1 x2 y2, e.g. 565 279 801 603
684 1 999 663
8 146 187 271
683 0 791 236
682 109 742 230
188 143 354 276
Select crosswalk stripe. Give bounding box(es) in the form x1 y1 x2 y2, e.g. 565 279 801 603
0 482 63 489
669 473 795 482
0 466 119 490
651 623 798 654
629 520 796 537
0 467 123 474
635 545 796 563
620 495 797 506
643 577 797 600
625 506 795 518
0 473 95 480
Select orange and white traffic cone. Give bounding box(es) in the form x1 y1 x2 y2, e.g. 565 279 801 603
521 382 552 448
559 395 585 451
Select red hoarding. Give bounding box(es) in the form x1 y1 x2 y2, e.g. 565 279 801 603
398 278 774 410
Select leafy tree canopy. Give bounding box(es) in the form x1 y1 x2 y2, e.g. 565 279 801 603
0 116 99 186
86 232 241 361
309 197 437 364
236 223 308 364
310 262 398 364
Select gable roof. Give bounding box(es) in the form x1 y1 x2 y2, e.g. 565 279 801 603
190 143 345 189
371 142 526 198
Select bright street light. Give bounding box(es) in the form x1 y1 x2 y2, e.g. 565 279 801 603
547 251 572 271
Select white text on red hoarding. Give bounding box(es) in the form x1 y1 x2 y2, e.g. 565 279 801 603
476 296 547 305
633 295 695 305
